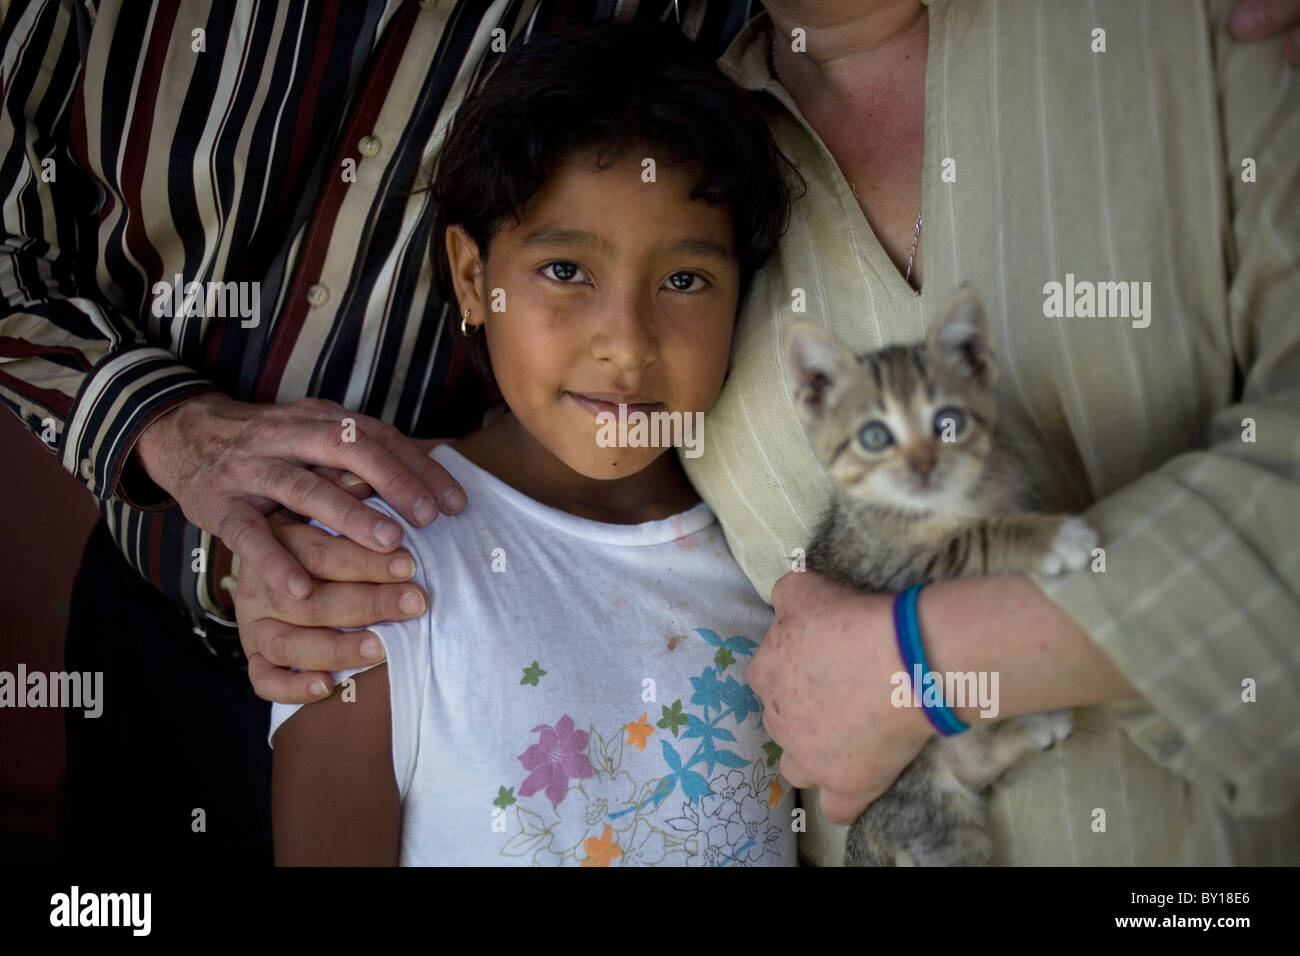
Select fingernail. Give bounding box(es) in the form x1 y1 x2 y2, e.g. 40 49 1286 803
399 589 425 615
309 681 329 698
360 635 386 661
341 471 364 487
439 487 466 513
374 520 400 547
288 573 311 599
388 556 415 579
413 496 436 526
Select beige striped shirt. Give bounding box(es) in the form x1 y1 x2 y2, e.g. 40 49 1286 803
684 0 1300 864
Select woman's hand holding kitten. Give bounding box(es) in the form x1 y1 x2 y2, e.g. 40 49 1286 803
752 572 1139 834
751 572 936 826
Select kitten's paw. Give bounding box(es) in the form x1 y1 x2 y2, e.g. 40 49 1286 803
1028 710 1074 751
1039 517 1097 575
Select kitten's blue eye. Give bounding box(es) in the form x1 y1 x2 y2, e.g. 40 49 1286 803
543 261 584 283
666 271 705 292
859 421 893 451
934 406 967 439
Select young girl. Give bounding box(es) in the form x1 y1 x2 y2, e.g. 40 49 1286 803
269 20 802 866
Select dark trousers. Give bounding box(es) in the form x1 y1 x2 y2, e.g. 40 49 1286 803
64 521 273 864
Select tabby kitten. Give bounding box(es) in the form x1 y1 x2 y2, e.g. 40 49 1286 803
784 286 1096 867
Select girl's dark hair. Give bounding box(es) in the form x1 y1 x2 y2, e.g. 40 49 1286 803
428 18 805 388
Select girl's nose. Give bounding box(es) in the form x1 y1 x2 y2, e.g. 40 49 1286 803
589 293 658 370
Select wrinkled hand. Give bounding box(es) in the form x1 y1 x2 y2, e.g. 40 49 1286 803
748 570 934 826
1231 0 1300 63
234 510 430 702
310 437 459 500
133 394 465 601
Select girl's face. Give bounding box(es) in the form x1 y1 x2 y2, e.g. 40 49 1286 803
446 151 740 481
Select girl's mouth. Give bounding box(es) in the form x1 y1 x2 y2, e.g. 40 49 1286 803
566 392 664 418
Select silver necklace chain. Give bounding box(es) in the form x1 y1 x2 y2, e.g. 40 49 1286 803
905 211 922 284
769 35 923 288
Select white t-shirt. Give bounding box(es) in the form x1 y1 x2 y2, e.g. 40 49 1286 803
270 444 796 867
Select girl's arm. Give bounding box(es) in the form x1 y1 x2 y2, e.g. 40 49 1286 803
272 663 401 865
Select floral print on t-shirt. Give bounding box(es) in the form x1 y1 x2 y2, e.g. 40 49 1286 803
496 627 789 866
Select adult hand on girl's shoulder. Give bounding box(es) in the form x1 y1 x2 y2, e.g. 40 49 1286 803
311 437 462 499
133 395 464 603
235 510 430 703
748 571 934 826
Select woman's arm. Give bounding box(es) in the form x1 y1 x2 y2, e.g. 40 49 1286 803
919 574 1139 721
272 663 401 865
749 570 1138 826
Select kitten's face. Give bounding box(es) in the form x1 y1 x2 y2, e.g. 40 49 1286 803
786 287 998 515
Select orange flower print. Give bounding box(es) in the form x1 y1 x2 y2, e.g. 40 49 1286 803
624 713 654 751
581 825 623 867
768 778 784 808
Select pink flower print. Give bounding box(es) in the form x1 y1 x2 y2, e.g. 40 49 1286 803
518 715 595 809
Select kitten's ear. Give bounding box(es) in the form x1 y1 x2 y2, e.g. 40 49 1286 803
784 323 856 423
928 285 996 384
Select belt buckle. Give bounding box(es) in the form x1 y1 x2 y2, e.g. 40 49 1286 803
191 609 246 666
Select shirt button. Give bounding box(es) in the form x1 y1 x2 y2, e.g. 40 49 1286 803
418 0 436 10
19 404 30 420
358 134 381 158
306 284 329 307
80 457 95 486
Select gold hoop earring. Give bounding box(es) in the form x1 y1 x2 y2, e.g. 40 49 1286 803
460 308 475 337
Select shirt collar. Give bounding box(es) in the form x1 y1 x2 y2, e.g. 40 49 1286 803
715 9 778 94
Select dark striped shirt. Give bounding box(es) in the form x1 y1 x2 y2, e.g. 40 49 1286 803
0 0 758 622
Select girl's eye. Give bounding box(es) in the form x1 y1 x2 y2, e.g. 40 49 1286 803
933 406 967 439
858 421 893 452
543 261 587 283
665 271 705 292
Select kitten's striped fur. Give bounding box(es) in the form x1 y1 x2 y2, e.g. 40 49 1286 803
785 286 1095 867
